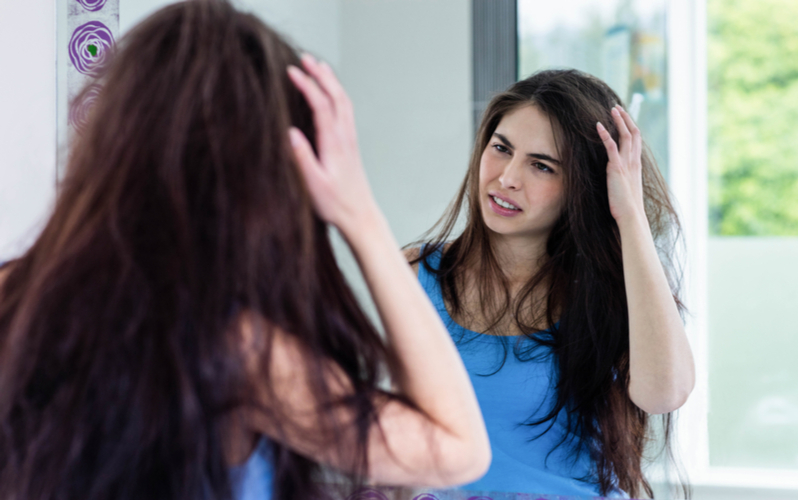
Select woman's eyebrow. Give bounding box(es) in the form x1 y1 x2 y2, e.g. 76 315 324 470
493 133 561 165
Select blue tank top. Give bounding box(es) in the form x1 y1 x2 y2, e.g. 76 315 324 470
417 248 624 497
229 438 273 500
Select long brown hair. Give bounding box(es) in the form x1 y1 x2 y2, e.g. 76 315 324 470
0 2 400 499
412 69 686 498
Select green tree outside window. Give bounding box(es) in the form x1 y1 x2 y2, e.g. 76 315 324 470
707 0 798 236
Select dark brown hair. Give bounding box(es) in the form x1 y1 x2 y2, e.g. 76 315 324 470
0 2 400 499
412 69 687 498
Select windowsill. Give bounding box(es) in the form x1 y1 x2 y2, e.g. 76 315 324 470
653 467 797 500
691 467 797 490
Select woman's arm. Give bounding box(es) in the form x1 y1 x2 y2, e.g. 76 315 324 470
243 313 490 488
256 54 490 487
597 106 695 415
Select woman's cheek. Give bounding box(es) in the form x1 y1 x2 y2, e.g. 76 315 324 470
480 152 504 183
478 157 494 187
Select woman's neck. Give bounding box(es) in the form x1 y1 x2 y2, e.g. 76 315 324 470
488 233 549 289
451 234 552 335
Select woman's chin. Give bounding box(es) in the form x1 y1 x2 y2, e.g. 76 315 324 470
482 215 553 244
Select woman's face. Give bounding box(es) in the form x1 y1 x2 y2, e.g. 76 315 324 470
478 104 565 242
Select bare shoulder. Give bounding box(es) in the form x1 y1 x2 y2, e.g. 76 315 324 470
237 311 308 376
403 247 422 275
236 311 349 395
403 242 454 276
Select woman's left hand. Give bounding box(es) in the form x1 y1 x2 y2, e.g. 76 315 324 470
597 105 646 224
599 105 696 414
287 54 379 235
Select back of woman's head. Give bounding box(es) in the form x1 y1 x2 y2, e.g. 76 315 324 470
0 2 390 499
418 69 684 497
64 0 319 297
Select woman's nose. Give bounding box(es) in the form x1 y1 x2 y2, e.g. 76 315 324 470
499 160 522 190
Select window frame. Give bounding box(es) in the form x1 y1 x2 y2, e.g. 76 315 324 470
667 0 798 495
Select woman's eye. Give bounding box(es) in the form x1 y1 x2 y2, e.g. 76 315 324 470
534 162 554 173
492 144 510 154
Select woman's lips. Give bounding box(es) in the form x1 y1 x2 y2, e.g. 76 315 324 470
488 194 522 217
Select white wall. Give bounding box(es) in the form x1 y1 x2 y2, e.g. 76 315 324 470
121 0 342 65
339 0 472 247
330 0 472 321
0 1 57 260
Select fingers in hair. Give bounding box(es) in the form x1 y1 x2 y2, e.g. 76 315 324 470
287 65 336 151
300 54 354 126
289 126 325 183
616 106 642 161
610 106 632 161
596 121 622 168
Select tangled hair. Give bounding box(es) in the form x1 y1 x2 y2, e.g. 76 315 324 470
0 2 401 499
412 69 687 498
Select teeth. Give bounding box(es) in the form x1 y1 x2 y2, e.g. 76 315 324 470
492 196 519 210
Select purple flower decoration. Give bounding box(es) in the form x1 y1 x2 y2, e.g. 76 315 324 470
75 0 108 12
346 488 391 500
412 495 441 500
467 497 495 500
68 84 102 134
68 21 115 76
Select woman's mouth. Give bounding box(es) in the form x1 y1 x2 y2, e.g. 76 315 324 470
489 194 522 216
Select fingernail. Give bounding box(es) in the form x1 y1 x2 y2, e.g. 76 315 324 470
287 65 301 76
611 107 620 116
301 52 316 64
597 121 606 131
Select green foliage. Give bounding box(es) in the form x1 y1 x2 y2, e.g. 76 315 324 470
708 0 798 235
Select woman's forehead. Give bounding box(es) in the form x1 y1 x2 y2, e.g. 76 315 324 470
494 105 561 161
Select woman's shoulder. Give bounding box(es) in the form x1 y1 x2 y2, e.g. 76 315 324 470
402 242 452 275
402 246 422 262
403 247 422 274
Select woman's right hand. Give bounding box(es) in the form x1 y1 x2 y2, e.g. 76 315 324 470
287 55 378 234
285 54 491 487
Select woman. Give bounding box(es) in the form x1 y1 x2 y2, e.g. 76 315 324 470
0 2 490 499
406 70 695 497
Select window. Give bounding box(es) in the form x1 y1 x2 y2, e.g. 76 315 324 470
706 0 797 471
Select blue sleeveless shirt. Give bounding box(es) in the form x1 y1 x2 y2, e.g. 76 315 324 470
229 438 273 500
417 249 624 497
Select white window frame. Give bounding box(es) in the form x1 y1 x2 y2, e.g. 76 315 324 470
666 0 798 497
